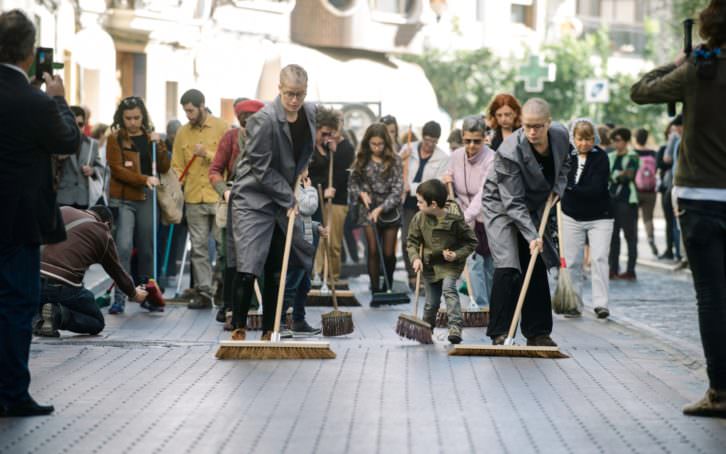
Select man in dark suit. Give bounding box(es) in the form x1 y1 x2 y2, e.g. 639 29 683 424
0 10 80 417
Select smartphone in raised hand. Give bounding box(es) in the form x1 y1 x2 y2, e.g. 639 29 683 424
34 47 54 80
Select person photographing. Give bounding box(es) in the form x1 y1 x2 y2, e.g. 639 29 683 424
631 0 726 418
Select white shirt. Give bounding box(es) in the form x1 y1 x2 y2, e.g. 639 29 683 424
575 154 587 184
673 186 726 202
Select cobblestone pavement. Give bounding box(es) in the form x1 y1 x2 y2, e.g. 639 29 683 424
2 269 725 454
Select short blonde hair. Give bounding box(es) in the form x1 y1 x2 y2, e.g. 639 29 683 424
280 64 308 86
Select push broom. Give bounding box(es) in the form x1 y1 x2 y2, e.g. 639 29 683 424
552 203 582 316
450 194 568 358
309 184 358 307
367 204 409 307
216 187 335 360
438 182 488 328
320 187 354 337
395 245 433 344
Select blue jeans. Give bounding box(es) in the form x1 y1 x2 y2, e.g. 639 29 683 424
41 281 104 335
283 268 310 323
0 244 40 406
678 199 726 389
467 253 493 307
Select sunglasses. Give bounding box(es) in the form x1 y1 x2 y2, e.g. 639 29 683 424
380 115 396 123
320 131 332 138
121 96 142 107
463 139 482 145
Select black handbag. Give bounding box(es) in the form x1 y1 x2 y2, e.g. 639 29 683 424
377 206 401 227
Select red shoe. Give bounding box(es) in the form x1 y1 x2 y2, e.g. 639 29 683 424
145 279 166 306
617 272 637 281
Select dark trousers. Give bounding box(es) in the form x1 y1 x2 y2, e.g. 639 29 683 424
661 188 675 255
41 281 104 335
609 201 639 274
0 244 40 406
487 234 552 339
232 225 285 332
283 268 310 323
678 199 726 389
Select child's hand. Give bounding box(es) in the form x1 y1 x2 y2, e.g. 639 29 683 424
412 258 423 273
443 249 457 262
318 226 329 238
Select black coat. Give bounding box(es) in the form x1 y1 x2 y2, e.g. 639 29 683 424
0 65 80 245
561 147 612 221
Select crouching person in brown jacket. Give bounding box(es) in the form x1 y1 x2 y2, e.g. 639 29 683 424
35 206 149 337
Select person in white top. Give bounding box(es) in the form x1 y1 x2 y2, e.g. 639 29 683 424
399 121 450 289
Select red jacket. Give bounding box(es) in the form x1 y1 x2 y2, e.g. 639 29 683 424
209 128 241 196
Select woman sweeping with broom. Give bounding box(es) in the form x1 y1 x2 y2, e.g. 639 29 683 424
348 123 404 301
481 98 571 348
227 64 317 342
559 119 613 319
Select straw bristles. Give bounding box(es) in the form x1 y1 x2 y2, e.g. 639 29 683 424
449 344 569 358
321 310 354 337
215 341 336 360
552 269 582 316
395 314 433 344
307 290 360 307
436 308 489 328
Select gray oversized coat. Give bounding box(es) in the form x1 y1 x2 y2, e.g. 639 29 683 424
230 97 317 275
482 123 571 271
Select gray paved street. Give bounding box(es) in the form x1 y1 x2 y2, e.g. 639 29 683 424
1 266 725 453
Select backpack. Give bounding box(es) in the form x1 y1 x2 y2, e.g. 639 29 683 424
635 154 657 192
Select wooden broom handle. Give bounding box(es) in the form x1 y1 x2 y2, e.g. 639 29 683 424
254 279 263 310
327 146 334 191
463 264 475 301
505 194 556 341
178 155 197 182
273 178 301 336
317 185 329 289
412 245 423 317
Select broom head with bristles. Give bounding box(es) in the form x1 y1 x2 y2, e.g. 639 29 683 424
321 309 354 337
462 308 489 327
396 313 433 344
306 289 360 306
552 267 583 316
436 308 489 328
449 344 568 358
215 340 336 360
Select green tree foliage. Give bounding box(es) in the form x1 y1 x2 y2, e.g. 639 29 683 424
407 28 668 140
402 48 515 121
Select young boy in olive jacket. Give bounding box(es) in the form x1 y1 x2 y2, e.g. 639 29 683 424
407 179 478 344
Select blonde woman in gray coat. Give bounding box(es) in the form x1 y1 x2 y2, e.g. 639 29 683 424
228 65 316 341
482 98 571 347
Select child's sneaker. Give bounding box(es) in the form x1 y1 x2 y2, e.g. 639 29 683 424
448 326 462 344
109 300 125 314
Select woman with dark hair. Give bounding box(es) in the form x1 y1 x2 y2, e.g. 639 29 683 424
486 93 522 150
106 96 170 314
348 123 404 294
631 0 726 417
380 114 401 152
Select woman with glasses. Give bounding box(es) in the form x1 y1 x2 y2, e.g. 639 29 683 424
348 123 404 295
441 116 495 308
486 93 522 151
106 96 170 314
